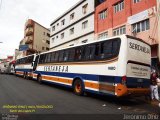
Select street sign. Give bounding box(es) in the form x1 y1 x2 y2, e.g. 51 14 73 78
19 45 29 51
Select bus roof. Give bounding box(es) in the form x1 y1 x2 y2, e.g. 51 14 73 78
40 35 124 55
16 54 36 60
40 34 150 55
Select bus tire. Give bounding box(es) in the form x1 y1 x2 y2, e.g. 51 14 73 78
25 72 28 79
73 79 84 96
37 75 42 84
23 72 26 79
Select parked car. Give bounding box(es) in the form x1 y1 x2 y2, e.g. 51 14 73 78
0 62 9 74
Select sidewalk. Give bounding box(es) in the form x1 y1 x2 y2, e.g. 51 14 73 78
150 100 160 107
134 95 160 109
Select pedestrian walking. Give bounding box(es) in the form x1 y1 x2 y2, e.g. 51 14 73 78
150 71 159 101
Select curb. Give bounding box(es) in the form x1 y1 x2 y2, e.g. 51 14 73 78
134 97 160 108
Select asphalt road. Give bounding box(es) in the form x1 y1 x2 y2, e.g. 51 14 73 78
0 74 159 116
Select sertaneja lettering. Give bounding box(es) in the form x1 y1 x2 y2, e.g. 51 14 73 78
129 42 150 54
44 66 68 72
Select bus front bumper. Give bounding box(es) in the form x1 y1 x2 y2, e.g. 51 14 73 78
115 84 150 97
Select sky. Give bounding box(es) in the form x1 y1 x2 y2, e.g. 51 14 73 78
0 0 78 59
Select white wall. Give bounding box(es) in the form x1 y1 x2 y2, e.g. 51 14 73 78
50 0 95 49
51 33 95 51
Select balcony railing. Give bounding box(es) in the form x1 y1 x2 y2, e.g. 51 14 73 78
25 28 33 36
25 36 33 44
25 19 34 29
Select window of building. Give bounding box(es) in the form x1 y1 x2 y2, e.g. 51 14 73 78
61 33 64 39
52 26 55 31
98 32 108 39
42 47 45 50
113 26 126 36
70 28 74 35
82 39 88 43
52 37 55 43
82 20 88 29
99 9 107 20
43 32 45 35
61 19 65 26
56 35 58 39
47 33 50 37
82 4 88 14
46 40 50 44
132 19 150 33
133 0 141 3
114 1 124 13
57 23 59 26
46 47 49 51
70 13 75 20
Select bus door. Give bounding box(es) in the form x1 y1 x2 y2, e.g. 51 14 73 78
33 55 39 71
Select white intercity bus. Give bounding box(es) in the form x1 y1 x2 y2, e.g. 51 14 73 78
5 60 16 74
31 35 151 97
15 54 36 79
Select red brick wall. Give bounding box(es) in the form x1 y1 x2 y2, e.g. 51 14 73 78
95 0 157 34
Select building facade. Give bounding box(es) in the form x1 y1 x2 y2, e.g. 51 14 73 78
50 0 159 69
158 0 160 63
18 19 50 58
95 0 158 68
50 0 95 50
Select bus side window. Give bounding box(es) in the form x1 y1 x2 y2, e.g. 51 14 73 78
83 45 89 60
26 57 29 64
55 51 59 62
95 43 100 60
43 54 47 63
63 50 69 62
75 47 83 61
44 54 48 63
90 44 95 60
68 48 75 62
23 58 25 64
39 55 42 64
39 54 45 64
47 53 51 63
100 41 112 59
59 50 64 62
112 39 121 56
50 52 55 62
83 44 95 60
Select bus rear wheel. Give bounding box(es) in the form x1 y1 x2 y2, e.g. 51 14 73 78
23 72 26 79
73 79 84 96
25 72 28 79
37 75 42 84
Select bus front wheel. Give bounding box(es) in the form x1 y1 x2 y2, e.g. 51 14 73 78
73 79 84 96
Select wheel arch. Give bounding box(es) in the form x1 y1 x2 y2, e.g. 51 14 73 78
72 76 85 90
37 73 42 80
